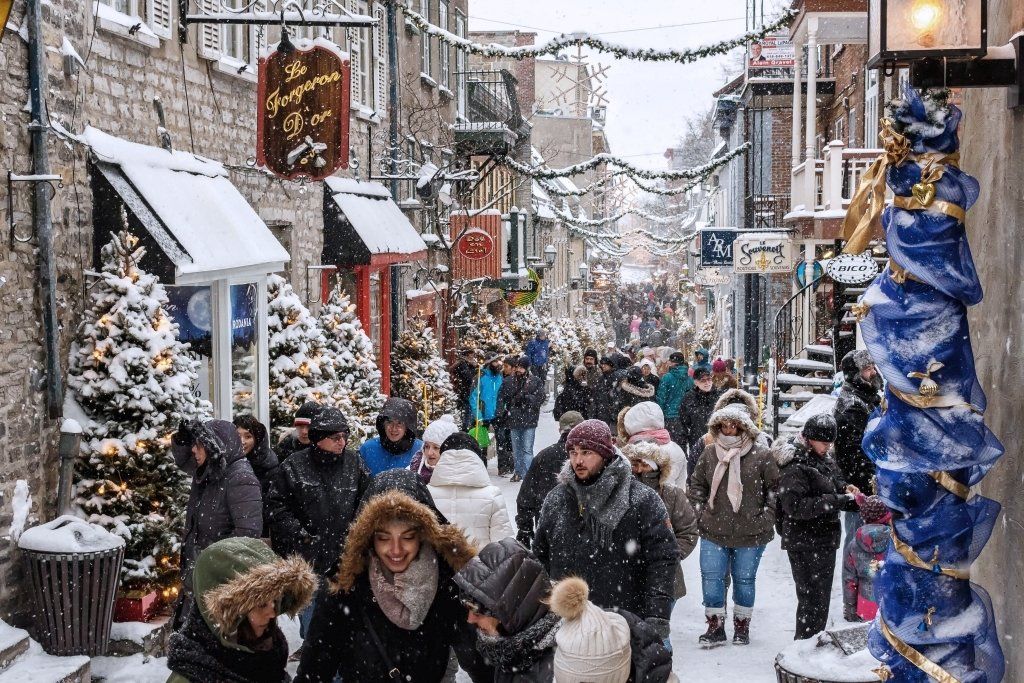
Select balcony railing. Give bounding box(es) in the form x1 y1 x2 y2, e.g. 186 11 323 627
789 142 882 217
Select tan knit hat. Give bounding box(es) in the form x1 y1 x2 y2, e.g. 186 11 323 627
550 577 631 683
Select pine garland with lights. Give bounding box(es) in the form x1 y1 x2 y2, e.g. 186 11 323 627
318 286 386 445
455 311 521 360
391 321 458 425
68 227 211 594
267 274 337 437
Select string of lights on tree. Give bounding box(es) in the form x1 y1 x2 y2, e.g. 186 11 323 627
399 2 795 64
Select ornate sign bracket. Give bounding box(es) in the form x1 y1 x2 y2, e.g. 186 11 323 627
181 0 376 42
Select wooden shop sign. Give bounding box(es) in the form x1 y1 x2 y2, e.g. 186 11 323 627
456 228 494 260
733 233 794 274
257 40 350 181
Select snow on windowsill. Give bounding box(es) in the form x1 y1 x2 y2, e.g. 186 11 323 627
438 85 454 99
353 106 381 124
213 55 257 83
420 73 437 88
92 1 160 49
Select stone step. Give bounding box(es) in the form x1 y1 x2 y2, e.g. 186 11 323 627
784 358 834 372
0 622 29 672
779 391 817 403
776 373 836 388
804 344 835 357
2 640 90 682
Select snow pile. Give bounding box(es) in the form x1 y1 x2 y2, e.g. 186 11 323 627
8 480 31 543
775 630 880 682
18 514 125 554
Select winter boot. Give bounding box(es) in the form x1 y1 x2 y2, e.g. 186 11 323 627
733 617 750 645
698 615 727 647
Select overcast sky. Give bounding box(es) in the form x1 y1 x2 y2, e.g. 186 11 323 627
468 0 759 170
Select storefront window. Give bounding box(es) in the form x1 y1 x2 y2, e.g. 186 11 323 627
369 271 382 355
165 285 215 405
230 283 259 416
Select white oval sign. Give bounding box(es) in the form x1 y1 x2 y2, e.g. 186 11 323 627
826 252 878 285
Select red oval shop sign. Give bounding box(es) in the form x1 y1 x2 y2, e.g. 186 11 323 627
457 228 493 260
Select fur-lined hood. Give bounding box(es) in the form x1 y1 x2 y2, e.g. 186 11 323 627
194 537 317 649
713 389 759 423
769 433 828 468
333 491 476 593
622 440 673 489
706 404 761 441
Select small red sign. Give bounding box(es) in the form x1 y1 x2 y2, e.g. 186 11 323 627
457 228 494 260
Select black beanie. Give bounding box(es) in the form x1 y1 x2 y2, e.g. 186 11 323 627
308 407 350 446
802 414 837 443
440 432 483 459
294 401 323 426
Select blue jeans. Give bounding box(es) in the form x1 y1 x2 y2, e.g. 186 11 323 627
699 539 766 617
299 597 315 638
509 427 536 478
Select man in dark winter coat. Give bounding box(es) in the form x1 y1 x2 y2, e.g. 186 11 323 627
494 355 517 476
591 356 627 430
495 356 546 482
172 419 263 626
773 414 861 639
679 368 724 484
277 401 322 462
455 538 561 682
515 411 584 549
833 350 883 562
532 419 679 640
452 348 481 429
359 397 423 476
553 364 590 420
266 407 370 638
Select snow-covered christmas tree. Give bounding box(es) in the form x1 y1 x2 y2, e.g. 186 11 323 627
68 227 210 594
391 321 458 425
318 285 386 445
456 310 521 359
575 315 611 353
267 274 337 437
696 316 718 351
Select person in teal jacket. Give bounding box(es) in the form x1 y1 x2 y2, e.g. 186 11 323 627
657 351 694 446
469 356 504 424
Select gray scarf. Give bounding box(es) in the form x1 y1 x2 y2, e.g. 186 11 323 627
368 544 439 630
569 456 633 546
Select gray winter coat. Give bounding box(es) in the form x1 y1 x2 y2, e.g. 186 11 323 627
174 420 263 598
637 469 698 598
495 372 545 430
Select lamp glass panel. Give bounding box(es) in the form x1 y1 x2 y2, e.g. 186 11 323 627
885 0 982 52
868 0 882 61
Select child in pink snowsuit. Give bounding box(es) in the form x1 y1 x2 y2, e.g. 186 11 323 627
842 495 892 621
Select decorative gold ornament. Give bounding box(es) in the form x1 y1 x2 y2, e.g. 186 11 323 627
911 181 937 207
872 664 893 681
851 302 871 322
908 360 944 397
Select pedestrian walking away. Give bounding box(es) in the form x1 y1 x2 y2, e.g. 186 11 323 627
359 396 423 476
687 404 779 646
516 410 584 549
774 414 861 640
525 329 551 380
495 356 546 482
656 351 693 447
167 537 317 683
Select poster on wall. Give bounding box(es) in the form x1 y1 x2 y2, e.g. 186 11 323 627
165 285 214 358
733 233 795 274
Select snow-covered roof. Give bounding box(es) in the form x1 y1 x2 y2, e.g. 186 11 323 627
84 126 289 284
325 179 427 258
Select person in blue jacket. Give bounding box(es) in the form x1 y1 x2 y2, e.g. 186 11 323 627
524 329 551 379
358 397 423 476
469 354 504 425
692 347 713 376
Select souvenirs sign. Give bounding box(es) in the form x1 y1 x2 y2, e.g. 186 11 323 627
733 233 794 274
257 39 350 180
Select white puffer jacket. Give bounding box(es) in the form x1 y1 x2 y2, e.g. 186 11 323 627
622 401 688 490
427 449 514 547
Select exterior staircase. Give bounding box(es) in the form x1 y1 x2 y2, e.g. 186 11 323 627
0 621 90 682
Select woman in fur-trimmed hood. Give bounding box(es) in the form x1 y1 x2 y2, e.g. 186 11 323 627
295 490 477 683
710 388 773 449
167 537 317 683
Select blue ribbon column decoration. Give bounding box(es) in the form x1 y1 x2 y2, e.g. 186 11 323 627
853 88 1005 683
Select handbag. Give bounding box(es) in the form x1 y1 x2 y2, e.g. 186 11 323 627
468 423 491 450
360 605 403 680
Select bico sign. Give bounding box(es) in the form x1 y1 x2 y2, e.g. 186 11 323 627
733 233 794 274
825 252 878 285
256 40 350 181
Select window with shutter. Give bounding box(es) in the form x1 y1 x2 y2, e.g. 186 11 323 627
373 3 388 115
455 12 466 117
438 1 449 89
148 0 172 39
348 0 364 105
420 0 431 76
199 0 222 59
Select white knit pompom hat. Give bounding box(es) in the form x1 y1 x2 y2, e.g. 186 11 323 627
550 577 631 683
421 414 458 446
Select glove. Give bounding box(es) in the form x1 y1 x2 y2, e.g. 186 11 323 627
645 616 672 640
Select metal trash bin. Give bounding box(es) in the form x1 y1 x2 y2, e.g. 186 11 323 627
19 515 126 656
774 624 878 683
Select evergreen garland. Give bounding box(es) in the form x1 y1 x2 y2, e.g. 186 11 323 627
69 227 210 593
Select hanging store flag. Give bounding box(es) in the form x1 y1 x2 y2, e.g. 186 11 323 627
257 38 350 181
733 233 795 274
699 229 740 267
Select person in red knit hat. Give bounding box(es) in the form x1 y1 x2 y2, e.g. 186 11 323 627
711 358 738 391
842 495 892 622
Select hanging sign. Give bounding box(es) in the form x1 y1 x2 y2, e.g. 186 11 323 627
748 33 795 69
733 233 794 274
825 252 879 284
699 229 739 267
456 228 494 260
504 268 541 308
694 268 731 286
256 39 350 181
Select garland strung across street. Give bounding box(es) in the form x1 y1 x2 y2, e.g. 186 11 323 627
539 172 701 198
848 88 1005 683
398 2 795 64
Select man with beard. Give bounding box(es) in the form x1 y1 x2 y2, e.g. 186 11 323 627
358 397 423 476
833 350 883 603
532 420 679 642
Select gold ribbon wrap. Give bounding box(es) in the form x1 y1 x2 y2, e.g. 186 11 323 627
890 525 970 580
878 617 963 683
932 471 972 500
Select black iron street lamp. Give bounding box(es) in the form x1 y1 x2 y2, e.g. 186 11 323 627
868 0 1023 107
544 244 557 267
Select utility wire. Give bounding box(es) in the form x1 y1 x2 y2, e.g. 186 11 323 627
468 15 745 36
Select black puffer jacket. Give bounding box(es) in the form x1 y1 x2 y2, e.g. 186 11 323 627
174 420 263 599
495 372 545 430
532 458 679 621
455 538 558 683
515 433 569 549
833 380 881 494
773 436 859 552
553 366 591 419
233 416 280 534
276 432 309 462
591 368 627 428
266 445 370 576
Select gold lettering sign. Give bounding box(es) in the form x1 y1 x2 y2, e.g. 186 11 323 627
256 42 350 181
